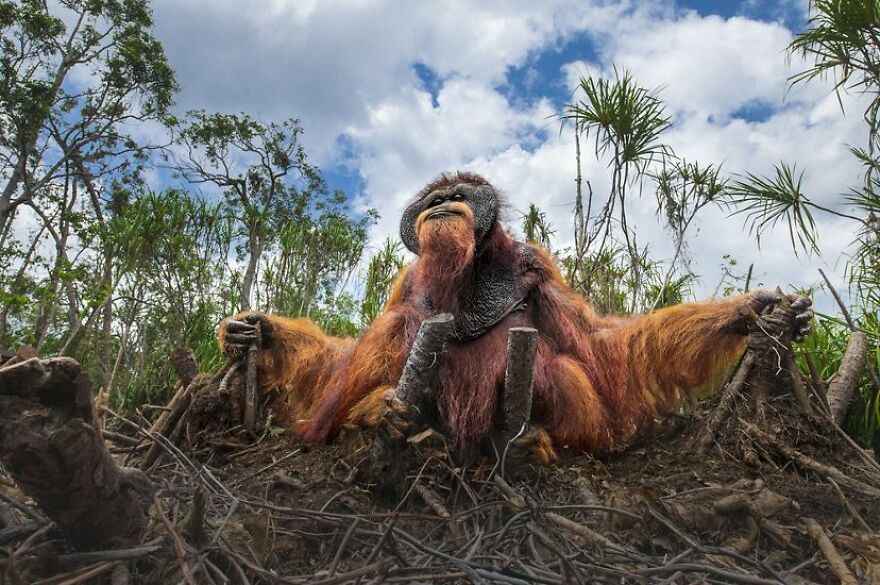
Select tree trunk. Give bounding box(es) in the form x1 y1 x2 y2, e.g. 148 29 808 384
100 257 114 387
240 227 262 311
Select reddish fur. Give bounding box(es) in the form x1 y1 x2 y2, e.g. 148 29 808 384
414 203 476 312
218 173 751 455
438 313 525 445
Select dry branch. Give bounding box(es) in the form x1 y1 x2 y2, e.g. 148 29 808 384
803 517 857 585
244 322 262 435
744 422 880 498
819 268 880 394
826 332 868 425
0 358 153 549
697 352 756 455
143 348 201 469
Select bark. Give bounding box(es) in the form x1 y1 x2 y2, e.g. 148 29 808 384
0 357 152 549
142 349 201 470
803 518 857 585
373 314 454 498
826 332 868 425
244 322 262 435
393 313 455 409
100 258 114 387
239 225 262 311
500 327 538 442
170 347 200 387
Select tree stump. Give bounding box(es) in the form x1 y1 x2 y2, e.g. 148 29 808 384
500 327 538 442
0 357 153 549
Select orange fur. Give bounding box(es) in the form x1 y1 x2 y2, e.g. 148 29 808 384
217 177 753 459
346 386 396 427
526 247 746 449
217 312 351 428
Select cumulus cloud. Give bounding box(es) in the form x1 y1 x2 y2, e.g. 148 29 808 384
152 0 869 308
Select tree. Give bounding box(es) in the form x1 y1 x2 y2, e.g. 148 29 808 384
0 0 176 236
562 69 671 311
0 0 176 377
175 111 375 314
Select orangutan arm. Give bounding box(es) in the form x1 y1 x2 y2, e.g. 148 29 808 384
216 312 350 425
299 304 425 442
523 244 812 453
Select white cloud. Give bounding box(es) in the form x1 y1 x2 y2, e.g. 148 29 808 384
151 0 870 312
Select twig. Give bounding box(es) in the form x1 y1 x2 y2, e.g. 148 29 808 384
57 544 162 566
819 268 880 393
803 517 857 585
312 559 394 585
153 496 196 585
826 477 872 532
744 422 880 497
52 562 121 585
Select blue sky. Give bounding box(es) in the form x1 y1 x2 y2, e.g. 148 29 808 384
144 0 866 309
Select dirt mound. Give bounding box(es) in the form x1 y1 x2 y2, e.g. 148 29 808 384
2 377 877 584
1 322 879 585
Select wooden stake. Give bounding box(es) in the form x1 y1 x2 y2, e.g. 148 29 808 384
501 327 538 442
394 314 455 411
373 313 454 498
244 321 261 436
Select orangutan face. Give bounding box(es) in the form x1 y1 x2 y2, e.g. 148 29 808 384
400 178 499 255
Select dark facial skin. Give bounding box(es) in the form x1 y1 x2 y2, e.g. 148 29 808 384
400 182 498 255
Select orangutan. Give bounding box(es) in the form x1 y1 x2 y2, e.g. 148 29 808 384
218 172 812 461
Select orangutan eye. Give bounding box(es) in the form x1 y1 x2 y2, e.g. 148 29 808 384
451 193 464 202
429 197 444 207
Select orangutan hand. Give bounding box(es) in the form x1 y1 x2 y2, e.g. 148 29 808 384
787 294 814 343
504 424 559 466
381 394 420 441
744 292 813 351
221 312 274 356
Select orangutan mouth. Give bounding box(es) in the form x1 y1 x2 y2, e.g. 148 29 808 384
426 207 464 220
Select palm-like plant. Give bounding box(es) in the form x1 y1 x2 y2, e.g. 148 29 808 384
562 68 672 311
520 203 555 250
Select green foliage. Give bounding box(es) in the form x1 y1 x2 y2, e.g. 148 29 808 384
789 0 880 104
520 204 555 250
725 163 821 255
563 68 671 171
360 238 407 326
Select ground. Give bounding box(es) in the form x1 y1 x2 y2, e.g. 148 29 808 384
1 349 878 584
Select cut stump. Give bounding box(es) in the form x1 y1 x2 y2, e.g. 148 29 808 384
0 357 153 549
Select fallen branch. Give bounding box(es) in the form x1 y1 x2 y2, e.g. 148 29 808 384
697 352 756 455
803 517 857 585
743 422 880 498
826 332 868 425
